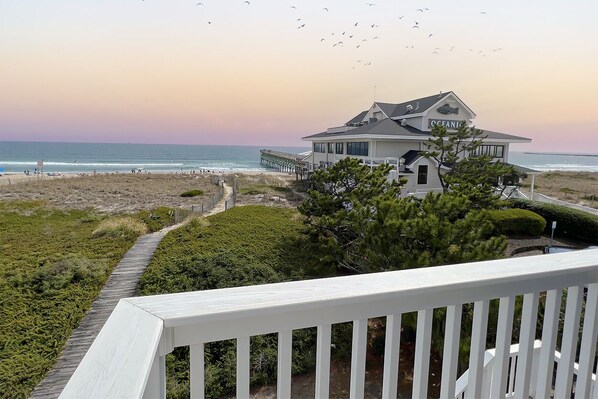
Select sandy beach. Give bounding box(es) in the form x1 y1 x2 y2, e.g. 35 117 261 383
522 171 598 209
0 171 299 213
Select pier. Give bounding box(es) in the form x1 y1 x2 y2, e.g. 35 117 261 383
260 149 309 179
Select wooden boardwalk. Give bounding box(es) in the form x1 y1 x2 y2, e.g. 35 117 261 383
29 231 167 398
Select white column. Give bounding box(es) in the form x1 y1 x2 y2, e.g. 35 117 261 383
382 314 402 399
315 324 332 399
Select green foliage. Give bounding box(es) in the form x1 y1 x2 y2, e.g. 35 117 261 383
422 123 525 208
0 201 142 398
91 216 148 238
180 189 204 197
240 184 292 196
512 199 598 243
488 208 546 237
139 206 323 398
299 158 506 273
135 207 176 232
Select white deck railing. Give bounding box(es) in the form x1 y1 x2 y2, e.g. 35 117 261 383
60 250 598 399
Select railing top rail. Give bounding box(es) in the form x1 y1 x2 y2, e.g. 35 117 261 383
127 250 598 329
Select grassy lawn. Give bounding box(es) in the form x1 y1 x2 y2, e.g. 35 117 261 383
0 201 174 398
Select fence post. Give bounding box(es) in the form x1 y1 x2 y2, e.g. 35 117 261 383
225 201 228 211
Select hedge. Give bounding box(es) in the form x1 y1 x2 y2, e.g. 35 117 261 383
488 208 546 237
512 200 598 243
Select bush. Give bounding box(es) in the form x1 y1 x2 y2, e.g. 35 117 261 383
512 200 598 243
180 189 204 197
91 216 148 238
135 207 176 232
488 208 546 237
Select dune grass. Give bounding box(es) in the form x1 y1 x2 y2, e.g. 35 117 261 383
0 201 173 398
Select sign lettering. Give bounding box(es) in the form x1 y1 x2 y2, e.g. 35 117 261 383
428 119 466 129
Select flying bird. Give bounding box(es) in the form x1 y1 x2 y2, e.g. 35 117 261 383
290 5 296 9
398 16 404 19
322 7 328 12
355 22 358 26
243 1 250 4
428 33 433 37
366 2 375 6
196 2 203 5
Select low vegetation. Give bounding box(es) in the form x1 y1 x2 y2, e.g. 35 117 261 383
488 208 546 237
512 199 598 243
0 200 177 398
180 189 204 198
139 206 323 398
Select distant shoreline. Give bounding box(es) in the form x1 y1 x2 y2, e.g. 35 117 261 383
523 152 598 158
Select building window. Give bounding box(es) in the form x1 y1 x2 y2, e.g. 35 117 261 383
335 142 344 154
417 165 428 185
472 145 505 158
314 143 326 153
347 142 369 156
328 143 334 153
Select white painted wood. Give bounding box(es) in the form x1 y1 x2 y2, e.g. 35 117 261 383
62 251 598 397
575 283 598 399
350 319 368 399
236 336 250 399
277 330 293 399
466 300 489 399
190 344 205 399
514 292 539 399
382 314 402 399
440 305 462 399
143 352 166 399
315 324 332 399
126 250 598 331
554 285 584 398
507 355 516 395
593 356 598 399
490 296 515 399
60 300 163 399
413 309 433 398
535 289 562 399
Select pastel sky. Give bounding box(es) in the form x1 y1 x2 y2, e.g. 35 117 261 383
1 0 597 151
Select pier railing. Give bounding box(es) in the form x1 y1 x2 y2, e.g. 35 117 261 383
60 250 598 398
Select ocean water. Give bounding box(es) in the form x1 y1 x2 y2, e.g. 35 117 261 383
0 141 310 174
508 152 598 172
0 141 597 174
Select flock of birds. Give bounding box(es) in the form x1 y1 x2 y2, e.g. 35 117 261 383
170 1 504 69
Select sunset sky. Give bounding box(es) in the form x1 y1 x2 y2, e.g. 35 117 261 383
1 0 597 151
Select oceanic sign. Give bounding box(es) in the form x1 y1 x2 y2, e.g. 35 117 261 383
428 119 467 129
437 103 459 115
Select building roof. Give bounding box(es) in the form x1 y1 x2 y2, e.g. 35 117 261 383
346 110 368 125
388 92 452 118
401 150 423 166
302 118 428 139
481 130 531 141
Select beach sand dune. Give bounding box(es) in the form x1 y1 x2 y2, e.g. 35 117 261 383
0 173 222 213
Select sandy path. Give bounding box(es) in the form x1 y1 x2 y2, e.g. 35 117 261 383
205 183 234 216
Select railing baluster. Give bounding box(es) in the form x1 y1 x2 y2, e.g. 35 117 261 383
507 355 516 396
382 314 402 399
554 285 584 398
575 283 598 399
316 324 332 399
413 309 433 398
277 330 293 399
236 336 250 399
350 319 368 399
143 353 166 399
466 300 490 399
190 344 204 399
440 305 462 399
535 289 562 398
514 292 539 399
490 296 515 399
593 356 598 399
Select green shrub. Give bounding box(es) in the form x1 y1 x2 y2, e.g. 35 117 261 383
512 200 598 243
180 189 204 197
135 207 176 232
140 206 322 398
488 208 546 237
91 216 148 238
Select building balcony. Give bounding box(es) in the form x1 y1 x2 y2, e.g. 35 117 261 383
60 250 598 398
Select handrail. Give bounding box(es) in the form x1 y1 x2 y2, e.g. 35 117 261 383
60 249 598 398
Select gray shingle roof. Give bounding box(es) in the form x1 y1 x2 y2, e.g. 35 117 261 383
346 110 368 125
302 118 429 139
388 92 452 117
481 130 531 141
401 150 423 166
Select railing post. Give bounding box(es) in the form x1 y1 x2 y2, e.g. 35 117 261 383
349 319 368 399
190 344 205 399
575 283 598 398
440 305 462 399
514 292 539 399
315 324 332 399
237 337 250 399
466 300 490 399
143 352 166 399
412 309 433 398
382 314 402 399
490 296 515 399
555 285 584 398
277 330 292 399
535 289 562 398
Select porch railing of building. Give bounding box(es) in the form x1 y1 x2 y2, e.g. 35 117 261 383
60 250 598 399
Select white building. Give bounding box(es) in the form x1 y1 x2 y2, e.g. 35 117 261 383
302 91 531 196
